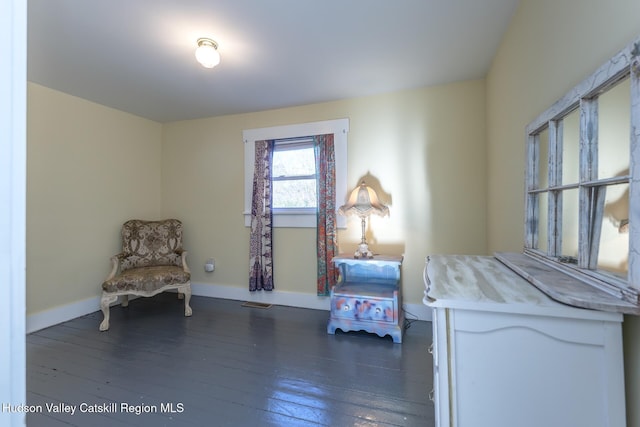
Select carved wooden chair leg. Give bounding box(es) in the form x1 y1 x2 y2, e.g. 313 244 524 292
181 285 193 317
100 293 119 331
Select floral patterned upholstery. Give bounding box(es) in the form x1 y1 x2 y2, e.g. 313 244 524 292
99 219 192 331
102 265 190 293
120 219 184 269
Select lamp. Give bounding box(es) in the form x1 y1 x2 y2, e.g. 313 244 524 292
338 181 389 258
195 38 220 68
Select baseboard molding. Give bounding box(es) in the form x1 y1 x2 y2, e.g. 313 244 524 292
190 282 331 311
190 282 432 321
26 294 138 334
26 283 431 333
403 301 432 322
26 296 101 334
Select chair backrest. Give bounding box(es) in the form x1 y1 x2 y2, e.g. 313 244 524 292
120 219 184 270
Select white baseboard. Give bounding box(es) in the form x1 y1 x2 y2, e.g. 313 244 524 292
190 282 331 311
403 301 432 322
26 296 101 334
26 294 137 334
190 282 432 321
26 283 431 333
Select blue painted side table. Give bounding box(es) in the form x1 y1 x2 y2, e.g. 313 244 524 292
327 255 404 343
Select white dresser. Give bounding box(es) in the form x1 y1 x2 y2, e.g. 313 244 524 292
423 255 626 427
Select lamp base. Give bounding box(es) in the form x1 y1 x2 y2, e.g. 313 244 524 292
354 243 374 259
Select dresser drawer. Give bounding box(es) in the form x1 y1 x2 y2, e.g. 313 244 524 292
331 296 395 323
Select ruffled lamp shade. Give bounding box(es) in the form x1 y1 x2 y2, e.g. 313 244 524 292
338 181 389 258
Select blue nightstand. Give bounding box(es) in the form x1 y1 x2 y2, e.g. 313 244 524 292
327 255 404 343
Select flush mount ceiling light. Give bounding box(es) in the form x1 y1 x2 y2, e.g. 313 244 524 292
195 38 220 69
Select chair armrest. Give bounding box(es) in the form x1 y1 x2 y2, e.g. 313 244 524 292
180 251 191 274
105 253 126 281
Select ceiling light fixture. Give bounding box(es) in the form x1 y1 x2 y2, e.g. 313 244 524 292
195 38 220 69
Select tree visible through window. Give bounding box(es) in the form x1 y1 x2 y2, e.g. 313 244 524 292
243 118 349 229
272 139 317 209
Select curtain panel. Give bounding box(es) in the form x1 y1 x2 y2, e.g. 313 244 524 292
315 134 339 296
249 139 274 291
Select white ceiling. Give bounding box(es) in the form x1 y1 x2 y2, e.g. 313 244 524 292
28 0 520 123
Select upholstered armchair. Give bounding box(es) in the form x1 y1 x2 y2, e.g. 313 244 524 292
100 219 193 331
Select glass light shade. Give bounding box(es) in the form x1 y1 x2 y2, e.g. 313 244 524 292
338 181 389 258
195 39 220 69
339 181 389 218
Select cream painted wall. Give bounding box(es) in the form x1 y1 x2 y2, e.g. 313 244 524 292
23 1 640 421
26 83 163 315
485 0 640 425
162 79 487 306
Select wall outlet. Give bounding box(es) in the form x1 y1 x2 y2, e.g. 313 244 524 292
205 258 215 272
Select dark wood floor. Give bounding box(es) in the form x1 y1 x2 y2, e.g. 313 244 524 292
26 293 434 427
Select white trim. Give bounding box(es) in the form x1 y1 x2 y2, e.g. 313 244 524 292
26 295 140 333
27 297 101 334
403 301 432 322
243 118 349 228
25 285 431 334
192 282 331 311
0 0 26 421
191 282 432 321
271 210 317 228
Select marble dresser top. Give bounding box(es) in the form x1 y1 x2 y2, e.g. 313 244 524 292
423 254 622 321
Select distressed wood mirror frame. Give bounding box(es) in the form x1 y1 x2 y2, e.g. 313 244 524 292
496 35 640 315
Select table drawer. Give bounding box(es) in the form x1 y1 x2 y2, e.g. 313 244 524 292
331 296 395 323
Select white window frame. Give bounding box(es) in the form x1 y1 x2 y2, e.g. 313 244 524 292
271 137 317 210
243 118 349 228
498 36 640 314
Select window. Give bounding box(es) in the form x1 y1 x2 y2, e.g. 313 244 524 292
271 139 317 210
499 37 640 313
526 79 630 281
243 119 349 228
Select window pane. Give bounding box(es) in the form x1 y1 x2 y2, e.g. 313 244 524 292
598 77 630 180
561 109 580 185
272 144 317 209
537 128 549 189
561 189 579 260
537 192 548 253
272 179 317 208
272 146 315 177
598 182 629 277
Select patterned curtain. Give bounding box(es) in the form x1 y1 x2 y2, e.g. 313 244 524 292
315 134 339 296
249 140 274 291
